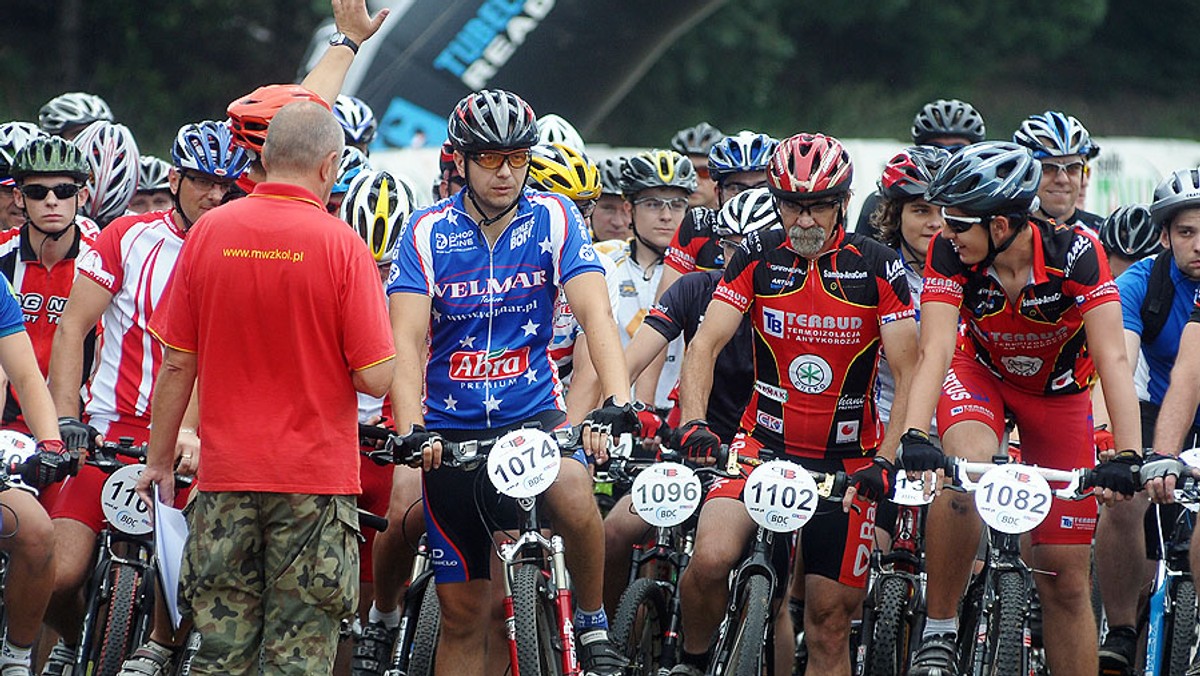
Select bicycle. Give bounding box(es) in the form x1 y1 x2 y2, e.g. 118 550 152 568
607 445 704 675
373 425 598 676
706 448 849 676
1139 463 1200 676
859 473 932 676
948 455 1094 676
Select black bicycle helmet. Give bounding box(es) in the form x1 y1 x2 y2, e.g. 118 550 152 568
670 122 724 156
925 142 1041 216
911 99 986 146
1100 204 1160 259
447 89 538 152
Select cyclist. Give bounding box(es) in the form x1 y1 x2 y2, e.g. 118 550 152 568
537 112 586 153
387 88 635 676
1098 203 1161 278
569 150 695 416
0 122 46 231
670 122 723 210
41 121 249 675
0 273 74 676
71 120 140 227
327 145 370 214
1100 178 1200 673
900 142 1142 676
432 140 465 201
591 157 630 242
657 132 777 298
334 94 378 155
340 168 426 675
1012 110 1104 231
602 186 776 613
527 142 603 220
128 156 174 214
0 137 97 453
855 98 986 234
37 92 113 141
669 133 919 676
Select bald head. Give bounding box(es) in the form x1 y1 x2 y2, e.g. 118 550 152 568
261 101 344 178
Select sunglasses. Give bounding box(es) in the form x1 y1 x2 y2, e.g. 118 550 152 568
1040 159 1086 179
470 150 531 170
777 198 840 218
694 165 710 180
940 208 991 234
20 183 82 201
634 196 689 213
183 172 236 193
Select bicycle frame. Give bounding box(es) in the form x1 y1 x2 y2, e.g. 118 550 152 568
1142 497 1197 676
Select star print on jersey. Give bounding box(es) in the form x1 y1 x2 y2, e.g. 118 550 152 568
459 335 476 348
484 394 502 412
432 307 442 322
443 394 458 411
524 369 538 384
446 210 459 227
521 319 540 336
539 238 554 255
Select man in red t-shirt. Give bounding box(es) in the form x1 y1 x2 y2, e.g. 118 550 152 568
140 102 395 674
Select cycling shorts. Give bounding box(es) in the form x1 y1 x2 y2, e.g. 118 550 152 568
50 421 193 533
703 434 877 588
357 452 394 584
422 411 584 584
936 353 1098 546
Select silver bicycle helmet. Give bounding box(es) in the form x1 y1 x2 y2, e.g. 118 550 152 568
925 142 1041 215
911 99 986 146
1100 204 1160 259
1150 168 1200 229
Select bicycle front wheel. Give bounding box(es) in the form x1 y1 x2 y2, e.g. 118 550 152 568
612 577 670 674
1167 579 1198 676
863 575 917 676
989 571 1031 676
93 562 144 676
407 580 441 676
720 573 771 676
512 563 564 676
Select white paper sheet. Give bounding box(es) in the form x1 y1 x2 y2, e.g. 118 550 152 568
153 486 189 630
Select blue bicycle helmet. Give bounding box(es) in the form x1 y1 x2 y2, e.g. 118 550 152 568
334 95 377 146
1013 111 1099 160
332 146 371 195
171 121 249 179
707 132 778 183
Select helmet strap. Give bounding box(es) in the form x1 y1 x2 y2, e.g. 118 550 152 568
981 217 1021 269
462 163 522 228
171 189 195 232
23 197 77 242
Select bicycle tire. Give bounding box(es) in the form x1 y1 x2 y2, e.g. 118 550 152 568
722 573 771 676
94 562 142 676
611 577 670 674
990 571 1030 676
408 581 441 676
863 575 915 676
957 572 987 676
512 563 563 676
1167 579 1198 676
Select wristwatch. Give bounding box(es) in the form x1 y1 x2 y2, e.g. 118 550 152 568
328 32 359 55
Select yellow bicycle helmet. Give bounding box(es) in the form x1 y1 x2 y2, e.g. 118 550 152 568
527 143 602 201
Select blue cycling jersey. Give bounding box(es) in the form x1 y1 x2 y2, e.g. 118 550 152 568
0 276 23 339
387 188 603 430
1118 254 1200 426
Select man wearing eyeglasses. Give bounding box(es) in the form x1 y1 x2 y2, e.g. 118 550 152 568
388 89 635 676
38 121 251 674
669 133 919 676
901 142 1140 676
0 137 96 445
1013 110 1104 232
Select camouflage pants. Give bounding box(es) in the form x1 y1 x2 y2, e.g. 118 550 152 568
179 491 360 675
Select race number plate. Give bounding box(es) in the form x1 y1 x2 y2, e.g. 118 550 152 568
487 429 561 499
891 472 935 506
631 462 702 527
973 465 1052 534
743 460 819 533
100 464 153 536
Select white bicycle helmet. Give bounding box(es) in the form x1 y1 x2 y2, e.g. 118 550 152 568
73 120 140 225
137 156 172 192
536 113 585 154
334 95 378 147
38 92 114 135
715 187 777 237
1013 111 1099 159
0 122 46 180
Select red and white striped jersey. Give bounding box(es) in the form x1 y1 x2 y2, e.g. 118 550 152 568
74 209 184 433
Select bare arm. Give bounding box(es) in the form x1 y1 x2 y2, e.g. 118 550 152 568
654 266 683 303
677 299 742 423
387 293 431 432
1091 328 1141 444
876 317 919 461
48 276 112 418
137 347 196 506
300 0 390 104
352 357 396 398
565 335 600 425
566 271 630 404
0 332 60 442
625 324 671 384
1153 321 1200 457
1084 302 1143 453
901 301 960 434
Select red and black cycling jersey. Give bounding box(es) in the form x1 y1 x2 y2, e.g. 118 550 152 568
0 225 96 426
644 269 754 443
922 218 1119 396
664 206 723 274
713 228 914 459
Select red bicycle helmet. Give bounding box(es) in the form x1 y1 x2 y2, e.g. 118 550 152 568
767 133 853 200
226 84 330 155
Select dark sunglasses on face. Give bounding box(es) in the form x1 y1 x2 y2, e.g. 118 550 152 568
20 183 82 201
940 207 990 234
470 149 531 170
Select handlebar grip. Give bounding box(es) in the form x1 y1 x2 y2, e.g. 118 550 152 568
357 509 388 533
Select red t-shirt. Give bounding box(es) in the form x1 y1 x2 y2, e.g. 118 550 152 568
149 183 395 494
